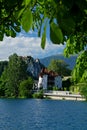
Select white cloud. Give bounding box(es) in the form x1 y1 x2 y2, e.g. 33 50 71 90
0 34 65 61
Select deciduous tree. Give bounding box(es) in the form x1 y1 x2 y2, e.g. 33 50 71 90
19 77 34 98
0 53 28 97
72 50 87 83
48 59 71 76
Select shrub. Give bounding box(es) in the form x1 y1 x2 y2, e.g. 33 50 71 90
33 90 44 99
47 85 53 90
70 82 87 100
79 83 87 100
19 77 34 98
53 86 58 91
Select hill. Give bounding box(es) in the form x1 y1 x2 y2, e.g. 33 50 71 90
40 54 77 70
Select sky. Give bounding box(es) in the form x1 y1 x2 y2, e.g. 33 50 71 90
0 29 66 61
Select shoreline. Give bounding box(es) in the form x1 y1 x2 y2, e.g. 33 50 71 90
44 91 85 101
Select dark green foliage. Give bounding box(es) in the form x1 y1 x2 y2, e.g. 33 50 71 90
0 53 28 98
62 78 71 91
0 67 9 97
47 85 53 90
0 79 5 97
0 61 8 76
19 77 34 98
0 0 22 39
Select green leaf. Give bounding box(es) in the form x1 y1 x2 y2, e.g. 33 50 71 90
84 9 87 14
50 22 63 44
38 25 42 37
38 0 44 5
21 8 33 32
14 26 21 32
41 26 46 49
5 30 10 37
0 32 4 41
17 8 25 19
10 29 16 37
59 18 75 34
38 29 40 37
24 0 31 6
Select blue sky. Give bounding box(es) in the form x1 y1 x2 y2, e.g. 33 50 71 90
0 29 65 61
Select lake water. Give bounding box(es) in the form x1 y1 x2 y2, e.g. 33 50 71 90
0 99 87 130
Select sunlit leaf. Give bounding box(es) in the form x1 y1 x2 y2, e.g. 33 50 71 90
41 26 46 49
21 8 33 32
38 0 44 5
50 22 63 44
72 50 87 83
24 0 31 6
17 8 25 18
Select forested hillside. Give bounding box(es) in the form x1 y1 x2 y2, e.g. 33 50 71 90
40 54 77 70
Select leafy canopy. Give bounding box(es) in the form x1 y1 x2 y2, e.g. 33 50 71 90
72 50 87 83
0 0 87 52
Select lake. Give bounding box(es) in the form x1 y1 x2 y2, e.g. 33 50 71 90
0 99 87 130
